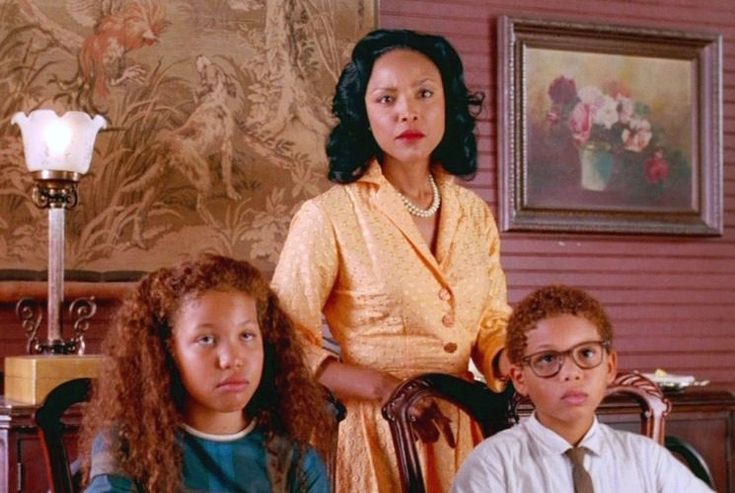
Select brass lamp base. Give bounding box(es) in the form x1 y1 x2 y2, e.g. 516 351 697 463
4 354 104 404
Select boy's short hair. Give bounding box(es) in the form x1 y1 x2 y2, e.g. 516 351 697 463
506 285 613 365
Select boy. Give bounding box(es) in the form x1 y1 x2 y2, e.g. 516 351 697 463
451 285 712 492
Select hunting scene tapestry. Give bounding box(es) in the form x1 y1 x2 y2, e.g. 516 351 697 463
0 0 374 277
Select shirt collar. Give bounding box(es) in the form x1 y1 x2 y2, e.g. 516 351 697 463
527 413 601 457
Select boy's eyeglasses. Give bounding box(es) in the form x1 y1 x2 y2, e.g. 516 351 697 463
521 340 611 378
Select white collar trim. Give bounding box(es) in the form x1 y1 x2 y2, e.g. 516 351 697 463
182 418 256 442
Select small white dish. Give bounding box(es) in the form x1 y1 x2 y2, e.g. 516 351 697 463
641 371 709 392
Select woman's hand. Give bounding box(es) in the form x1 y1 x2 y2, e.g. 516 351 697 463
408 398 456 448
317 359 456 447
316 357 402 403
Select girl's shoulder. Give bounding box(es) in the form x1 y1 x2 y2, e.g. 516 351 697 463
266 433 328 493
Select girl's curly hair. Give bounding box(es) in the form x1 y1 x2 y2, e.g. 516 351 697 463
327 28 484 183
506 285 613 365
79 254 333 492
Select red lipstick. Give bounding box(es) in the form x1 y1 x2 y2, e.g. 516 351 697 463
397 130 425 140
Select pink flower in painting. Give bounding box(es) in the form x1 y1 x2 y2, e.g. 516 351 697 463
568 101 594 145
644 150 669 184
622 117 652 152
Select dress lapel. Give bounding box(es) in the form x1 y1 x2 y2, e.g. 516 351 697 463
362 161 443 277
433 170 460 268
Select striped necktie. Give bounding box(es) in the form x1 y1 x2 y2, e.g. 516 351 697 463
565 447 595 493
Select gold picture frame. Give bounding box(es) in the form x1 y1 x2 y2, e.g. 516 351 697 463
497 15 723 236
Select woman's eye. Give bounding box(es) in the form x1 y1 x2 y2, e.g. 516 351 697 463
377 94 393 104
419 88 433 98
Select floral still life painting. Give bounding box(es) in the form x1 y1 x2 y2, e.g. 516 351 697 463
0 0 374 277
526 49 693 212
497 16 722 236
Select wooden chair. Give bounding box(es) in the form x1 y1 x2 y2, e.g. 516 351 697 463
604 371 671 444
604 373 714 487
381 373 515 493
664 435 715 488
34 377 93 493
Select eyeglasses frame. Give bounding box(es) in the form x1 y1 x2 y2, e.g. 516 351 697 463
520 340 612 379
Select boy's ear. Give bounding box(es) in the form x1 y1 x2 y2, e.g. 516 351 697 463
509 364 529 396
605 349 618 385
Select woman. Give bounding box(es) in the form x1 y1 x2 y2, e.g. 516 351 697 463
272 29 510 492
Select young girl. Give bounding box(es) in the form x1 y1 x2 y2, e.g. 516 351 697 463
79 254 333 492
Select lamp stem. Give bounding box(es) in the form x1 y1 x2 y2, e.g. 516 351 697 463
47 207 65 346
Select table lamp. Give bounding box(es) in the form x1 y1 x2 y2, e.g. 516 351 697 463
4 110 107 403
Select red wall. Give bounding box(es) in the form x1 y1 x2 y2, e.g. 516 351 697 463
1 1 731 392
381 0 735 389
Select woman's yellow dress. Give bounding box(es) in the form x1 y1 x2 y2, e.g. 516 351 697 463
272 161 510 492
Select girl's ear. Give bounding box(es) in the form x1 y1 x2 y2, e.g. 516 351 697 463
509 364 528 396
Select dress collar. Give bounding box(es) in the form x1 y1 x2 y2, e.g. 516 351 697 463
357 158 453 188
182 418 257 442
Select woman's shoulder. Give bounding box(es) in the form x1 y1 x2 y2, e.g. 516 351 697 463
293 183 360 221
444 180 495 221
310 182 358 205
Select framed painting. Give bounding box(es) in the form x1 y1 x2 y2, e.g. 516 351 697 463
497 16 723 236
0 0 376 280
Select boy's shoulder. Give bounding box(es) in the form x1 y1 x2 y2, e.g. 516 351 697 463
593 420 663 450
467 418 539 462
592 420 684 466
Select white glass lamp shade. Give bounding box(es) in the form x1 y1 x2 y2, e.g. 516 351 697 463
11 110 107 174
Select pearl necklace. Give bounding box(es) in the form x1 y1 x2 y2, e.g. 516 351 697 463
396 174 441 218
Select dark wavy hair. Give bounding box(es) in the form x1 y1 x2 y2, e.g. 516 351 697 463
79 254 333 492
506 285 614 365
327 28 484 183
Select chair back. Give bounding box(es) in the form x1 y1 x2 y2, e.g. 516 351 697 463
605 373 715 487
664 435 715 487
604 372 671 444
381 373 514 493
34 377 93 493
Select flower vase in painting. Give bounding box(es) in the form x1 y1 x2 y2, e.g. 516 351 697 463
579 143 614 191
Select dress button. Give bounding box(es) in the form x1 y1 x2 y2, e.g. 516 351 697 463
438 288 451 301
442 313 455 327
443 342 457 353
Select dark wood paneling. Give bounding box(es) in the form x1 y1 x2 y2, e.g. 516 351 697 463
381 0 735 390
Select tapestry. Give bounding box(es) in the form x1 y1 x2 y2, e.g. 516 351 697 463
0 0 374 277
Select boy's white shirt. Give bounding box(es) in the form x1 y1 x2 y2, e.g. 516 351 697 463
451 413 714 493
